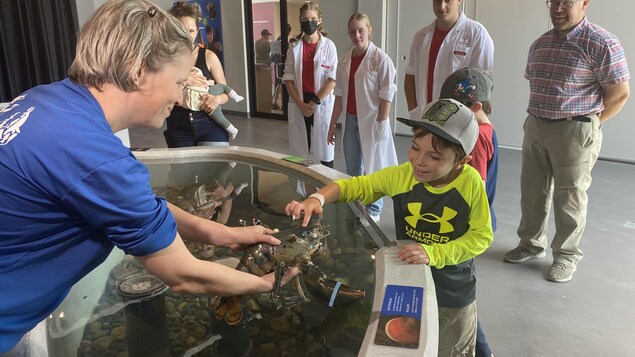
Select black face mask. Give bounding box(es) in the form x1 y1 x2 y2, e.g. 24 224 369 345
301 20 318 35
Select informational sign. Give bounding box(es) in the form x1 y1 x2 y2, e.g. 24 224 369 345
374 284 424 349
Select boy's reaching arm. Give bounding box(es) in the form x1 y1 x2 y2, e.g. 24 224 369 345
285 166 399 227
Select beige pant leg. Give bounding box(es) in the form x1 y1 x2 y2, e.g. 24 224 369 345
550 115 602 264
517 114 602 264
438 301 477 357
517 115 553 253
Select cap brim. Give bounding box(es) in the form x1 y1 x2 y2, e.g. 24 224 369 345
396 117 462 147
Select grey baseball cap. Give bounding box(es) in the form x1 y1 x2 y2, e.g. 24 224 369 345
440 67 493 104
397 98 478 154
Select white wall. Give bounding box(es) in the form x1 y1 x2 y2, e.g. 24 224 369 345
477 0 635 162
216 0 250 113
321 0 357 57
369 0 635 162
75 0 635 162
358 0 386 48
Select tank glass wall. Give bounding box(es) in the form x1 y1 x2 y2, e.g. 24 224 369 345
48 159 383 356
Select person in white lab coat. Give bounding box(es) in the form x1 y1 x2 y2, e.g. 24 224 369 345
404 0 494 121
327 12 398 222
404 1 495 356
283 1 337 167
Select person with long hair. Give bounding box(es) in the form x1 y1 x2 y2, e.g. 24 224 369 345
164 1 233 147
282 1 337 168
327 12 398 222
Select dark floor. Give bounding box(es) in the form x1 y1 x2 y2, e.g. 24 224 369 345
130 115 635 357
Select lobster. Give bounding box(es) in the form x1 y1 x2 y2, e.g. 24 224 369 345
210 224 366 325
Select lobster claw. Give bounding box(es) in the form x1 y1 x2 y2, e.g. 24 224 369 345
270 261 287 301
210 295 243 325
302 262 365 307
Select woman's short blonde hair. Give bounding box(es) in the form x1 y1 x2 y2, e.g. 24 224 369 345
68 0 192 92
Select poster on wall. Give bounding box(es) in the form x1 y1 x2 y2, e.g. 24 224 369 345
177 1 224 66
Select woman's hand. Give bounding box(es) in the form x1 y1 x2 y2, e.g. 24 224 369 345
327 125 337 145
398 243 430 265
187 70 208 88
220 225 281 251
299 101 314 117
198 93 221 115
261 266 301 288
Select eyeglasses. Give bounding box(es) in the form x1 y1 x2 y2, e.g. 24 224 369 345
546 0 579 9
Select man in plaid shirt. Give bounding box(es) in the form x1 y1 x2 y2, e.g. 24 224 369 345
504 0 630 283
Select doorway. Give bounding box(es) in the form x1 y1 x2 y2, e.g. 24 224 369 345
245 0 308 120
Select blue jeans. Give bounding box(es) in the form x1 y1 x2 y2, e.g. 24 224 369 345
164 108 229 148
476 319 492 356
343 113 382 216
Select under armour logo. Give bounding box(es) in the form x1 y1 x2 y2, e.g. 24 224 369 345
405 203 457 234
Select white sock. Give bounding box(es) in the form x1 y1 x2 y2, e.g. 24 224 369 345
234 183 248 195
229 90 244 103
227 124 238 140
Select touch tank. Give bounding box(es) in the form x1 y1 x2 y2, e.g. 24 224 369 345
46 147 400 357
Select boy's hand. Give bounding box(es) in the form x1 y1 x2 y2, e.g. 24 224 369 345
285 198 323 227
398 243 430 265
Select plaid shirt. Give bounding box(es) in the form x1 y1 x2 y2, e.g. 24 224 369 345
525 17 630 119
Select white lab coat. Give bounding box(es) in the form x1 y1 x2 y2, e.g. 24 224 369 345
334 42 398 173
282 36 337 162
405 12 494 120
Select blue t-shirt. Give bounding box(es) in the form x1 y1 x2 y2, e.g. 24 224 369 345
0 79 176 352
